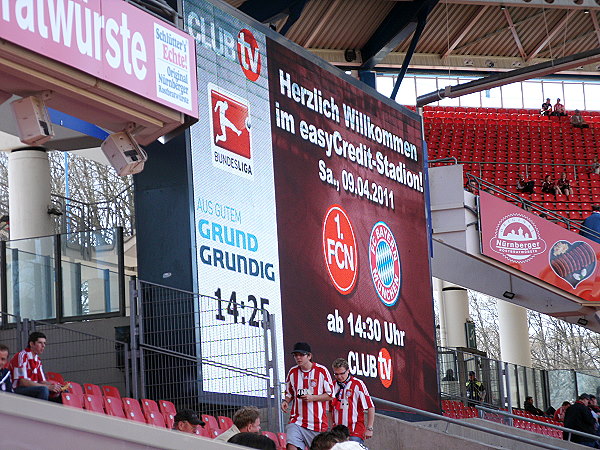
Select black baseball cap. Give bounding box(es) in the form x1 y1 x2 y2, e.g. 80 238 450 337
174 409 204 426
468 371 476 376
579 393 591 400
291 342 311 355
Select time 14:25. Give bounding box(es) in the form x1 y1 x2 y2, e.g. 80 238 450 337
215 288 269 327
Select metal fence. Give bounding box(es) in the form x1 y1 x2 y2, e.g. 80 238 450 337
132 280 282 432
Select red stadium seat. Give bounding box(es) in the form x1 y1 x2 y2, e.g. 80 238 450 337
84 394 105 414
146 411 167 428
47 372 65 384
218 415 233 430
164 412 175 430
104 396 126 418
62 393 83 409
210 429 224 438
123 397 146 423
141 398 161 417
201 414 220 432
102 385 121 399
84 383 103 397
67 381 84 396
196 426 211 438
159 399 177 417
277 432 287 449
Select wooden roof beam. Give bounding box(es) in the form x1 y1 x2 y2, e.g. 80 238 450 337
442 6 488 58
503 7 527 60
527 10 575 61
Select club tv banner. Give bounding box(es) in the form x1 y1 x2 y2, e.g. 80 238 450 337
184 0 437 412
480 192 600 300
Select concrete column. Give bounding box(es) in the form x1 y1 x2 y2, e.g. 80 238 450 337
437 279 470 348
8 147 53 240
497 300 532 367
8 147 54 319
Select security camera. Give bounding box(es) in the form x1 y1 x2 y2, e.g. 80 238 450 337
101 131 147 176
11 95 55 145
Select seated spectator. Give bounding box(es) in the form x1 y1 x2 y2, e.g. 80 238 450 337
172 409 205 434
540 98 552 116
591 156 600 175
541 174 560 196
216 406 261 442
310 431 343 450
524 396 545 416
516 174 534 194
331 425 350 442
556 172 573 197
7 332 62 401
227 432 276 450
0 344 13 393
551 98 566 116
554 401 571 422
581 205 600 244
570 109 589 128
442 369 455 381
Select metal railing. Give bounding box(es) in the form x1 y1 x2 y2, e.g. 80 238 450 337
373 397 565 450
131 279 282 432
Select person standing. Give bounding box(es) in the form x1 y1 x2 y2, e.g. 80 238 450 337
7 332 62 400
465 371 486 405
563 394 599 446
329 358 375 445
580 205 600 244
281 342 334 450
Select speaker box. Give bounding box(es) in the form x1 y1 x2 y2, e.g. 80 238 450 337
101 131 147 176
11 96 55 145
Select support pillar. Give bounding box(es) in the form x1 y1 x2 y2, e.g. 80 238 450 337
497 300 532 367
8 147 54 319
437 279 470 348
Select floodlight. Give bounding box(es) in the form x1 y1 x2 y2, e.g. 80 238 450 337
101 130 147 176
10 95 54 145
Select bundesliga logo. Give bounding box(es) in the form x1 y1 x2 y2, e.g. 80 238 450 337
369 222 401 307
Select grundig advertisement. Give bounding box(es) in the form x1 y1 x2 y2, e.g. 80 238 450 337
184 0 437 412
480 191 600 301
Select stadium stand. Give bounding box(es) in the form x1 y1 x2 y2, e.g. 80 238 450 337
424 106 600 222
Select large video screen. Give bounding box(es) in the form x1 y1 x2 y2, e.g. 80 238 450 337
184 0 437 411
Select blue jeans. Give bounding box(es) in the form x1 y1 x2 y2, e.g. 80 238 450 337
15 385 49 400
349 436 365 444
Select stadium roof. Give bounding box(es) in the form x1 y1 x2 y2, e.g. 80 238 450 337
227 0 600 75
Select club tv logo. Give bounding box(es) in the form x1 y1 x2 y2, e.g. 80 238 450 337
209 84 254 179
369 222 401 307
490 214 546 263
237 29 261 81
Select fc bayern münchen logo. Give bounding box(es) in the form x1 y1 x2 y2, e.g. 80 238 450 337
369 222 401 307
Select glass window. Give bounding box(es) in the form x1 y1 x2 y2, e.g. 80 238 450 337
584 84 600 111
501 82 523 108
563 83 585 111
542 81 564 106
437 77 460 106
481 87 502 108
458 77 481 107
415 77 440 105
523 81 544 109
394 76 417 106
376 75 395 98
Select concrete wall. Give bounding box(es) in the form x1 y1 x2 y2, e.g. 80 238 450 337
0 392 239 450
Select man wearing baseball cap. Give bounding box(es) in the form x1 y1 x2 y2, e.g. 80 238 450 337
173 409 205 434
281 342 333 449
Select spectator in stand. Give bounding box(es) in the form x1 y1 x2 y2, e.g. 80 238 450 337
557 172 573 197
0 343 13 393
591 156 600 175
465 371 486 406
552 98 566 117
7 332 62 401
330 425 350 442
555 401 571 422
516 173 534 194
172 409 205 434
563 394 598 446
580 205 600 244
330 358 375 444
310 432 343 450
216 406 261 442
589 395 600 432
228 432 277 450
571 109 589 128
281 342 334 450
524 396 545 416
541 98 552 116
541 174 560 196
442 369 455 381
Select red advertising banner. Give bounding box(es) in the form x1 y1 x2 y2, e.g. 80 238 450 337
268 39 438 412
480 192 600 301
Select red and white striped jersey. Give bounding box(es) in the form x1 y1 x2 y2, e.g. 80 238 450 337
331 376 374 438
8 347 46 389
285 362 333 432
